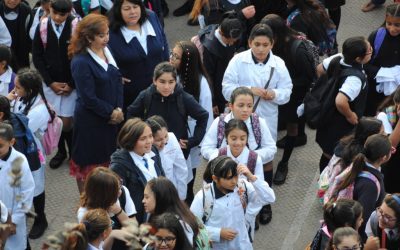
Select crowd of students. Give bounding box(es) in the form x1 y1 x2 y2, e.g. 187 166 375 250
0 0 399 248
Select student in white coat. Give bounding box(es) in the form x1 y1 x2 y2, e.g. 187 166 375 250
209 119 264 181
201 86 276 224
0 123 35 250
7 68 51 239
146 115 188 200
190 156 275 250
169 41 213 203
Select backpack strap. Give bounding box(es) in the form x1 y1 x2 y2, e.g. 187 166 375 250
9 72 16 92
372 27 386 61
250 113 261 149
247 150 257 175
216 114 227 148
358 171 381 201
143 88 153 119
202 183 214 224
118 186 127 211
290 39 302 67
218 147 227 156
39 17 49 49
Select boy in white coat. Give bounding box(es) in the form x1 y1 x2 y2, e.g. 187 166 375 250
0 123 35 250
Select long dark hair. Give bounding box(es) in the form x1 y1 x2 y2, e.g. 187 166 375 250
175 41 212 101
323 199 363 233
146 177 199 239
108 0 148 31
16 68 55 121
338 117 383 170
337 134 391 192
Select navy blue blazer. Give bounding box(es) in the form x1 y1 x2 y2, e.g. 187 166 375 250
108 10 169 109
70 52 123 166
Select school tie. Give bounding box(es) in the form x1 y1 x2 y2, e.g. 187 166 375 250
142 158 149 169
389 230 395 240
55 24 61 34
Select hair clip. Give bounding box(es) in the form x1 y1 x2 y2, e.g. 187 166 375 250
392 194 400 206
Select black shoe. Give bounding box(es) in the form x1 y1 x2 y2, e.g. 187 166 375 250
276 134 307 148
187 18 199 26
259 205 272 225
273 161 288 185
173 0 193 16
162 4 169 17
29 216 48 239
49 151 67 169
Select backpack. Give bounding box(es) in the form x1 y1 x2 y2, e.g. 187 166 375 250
372 27 386 62
142 88 186 120
217 113 261 149
194 218 212 250
39 16 80 49
42 114 63 155
201 180 248 224
290 35 320 71
10 113 41 171
218 147 258 174
303 56 366 129
191 24 216 63
324 167 381 204
287 8 337 56
317 155 342 204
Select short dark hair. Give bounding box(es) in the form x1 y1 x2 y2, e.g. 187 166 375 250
153 62 177 81
0 122 14 141
249 23 274 42
108 0 148 31
50 0 72 13
220 11 242 40
0 45 11 69
118 118 149 151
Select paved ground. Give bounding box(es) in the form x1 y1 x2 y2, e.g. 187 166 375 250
28 0 385 249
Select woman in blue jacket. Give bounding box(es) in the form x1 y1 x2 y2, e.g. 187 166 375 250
108 0 169 109
127 62 208 160
69 14 124 193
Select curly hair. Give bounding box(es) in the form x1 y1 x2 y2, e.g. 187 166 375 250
68 14 109 58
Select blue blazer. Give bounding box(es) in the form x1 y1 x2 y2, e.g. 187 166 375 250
108 10 169 108
71 52 123 166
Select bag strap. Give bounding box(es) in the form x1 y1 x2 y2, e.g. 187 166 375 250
39 17 49 49
218 147 227 156
216 113 226 148
290 39 302 67
253 67 275 112
247 150 257 174
358 171 381 201
250 113 261 148
373 27 386 61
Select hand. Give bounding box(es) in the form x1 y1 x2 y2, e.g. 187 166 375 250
108 203 122 215
6 89 17 101
179 139 188 149
122 77 131 84
212 106 219 116
109 108 124 124
364 236 380 250
346 112 358 125
241 5 255 19
109 229 133 243
250 87 267 98
220 228 237 241
60 84 73 96
263 89 276 101
50 82 66 95
9 223 16 235
237 164 257 182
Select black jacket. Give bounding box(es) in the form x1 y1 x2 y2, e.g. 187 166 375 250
32 16 75 88
200 24 235 112
110 147 165 224
126 84 209 150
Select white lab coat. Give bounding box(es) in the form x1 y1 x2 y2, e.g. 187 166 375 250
0 148 35 250
12 95 50 196
209 146 264 181
0 16 11 47
201 112 276 164
159 132 188 200
222 50 293 140
190 178 275 250
186 76 213 173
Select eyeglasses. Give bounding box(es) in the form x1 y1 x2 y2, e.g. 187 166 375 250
335 244 362 250
377 207 397 223
155 236 176 245
169 52 181 61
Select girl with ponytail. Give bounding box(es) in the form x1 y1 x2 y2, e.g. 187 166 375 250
337 134 392 240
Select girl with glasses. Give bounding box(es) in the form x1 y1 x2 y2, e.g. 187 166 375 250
327 227 362 250
365 194 400 249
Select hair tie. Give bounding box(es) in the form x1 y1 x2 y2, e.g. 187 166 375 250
392 195 400 206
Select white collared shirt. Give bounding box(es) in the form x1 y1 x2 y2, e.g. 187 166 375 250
365 161 381 172
88 242 104 250
214 28 227 47
50 19 65 39
0 66 13 96
120 20 156 54
129 151 158 181
87 47 118 71
0 200 7 223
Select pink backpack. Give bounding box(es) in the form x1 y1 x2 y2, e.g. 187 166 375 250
324 166 381 204
39 16 79 49
42 114 63 155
